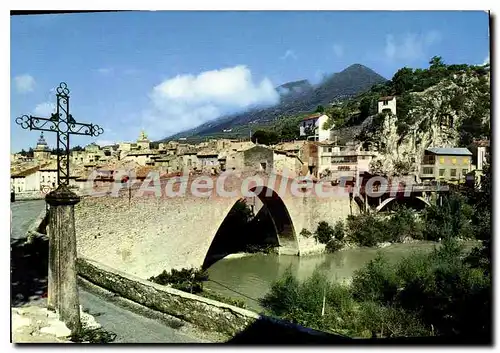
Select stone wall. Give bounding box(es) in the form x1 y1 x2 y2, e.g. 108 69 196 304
76 256 350 342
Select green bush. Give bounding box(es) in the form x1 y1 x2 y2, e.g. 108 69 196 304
261 240 491 339
387 206 424 242
314 221 334 244
332 221 345 241
356 302 431 338
346 214 387 247
149 267 209 294
325 239 344 253
300 228 313 238
351 254 399 304
421 192 475 241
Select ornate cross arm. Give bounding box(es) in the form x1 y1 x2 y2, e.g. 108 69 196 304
15 114 58 133
15 114 104 137
67 120 104 136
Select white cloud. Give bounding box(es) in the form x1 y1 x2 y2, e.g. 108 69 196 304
281 49 297 61
14 74 36 93
333 44 344 58
142 65 280 139
482 55 490 65
384 30 442 62
33 102 55 117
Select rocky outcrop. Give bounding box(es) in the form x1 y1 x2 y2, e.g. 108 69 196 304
363 70 490 177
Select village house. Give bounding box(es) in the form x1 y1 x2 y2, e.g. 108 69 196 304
273 150 303 177
377 96 397 115
299 113 332 142
122 150 159 166
179 150 199 172
420 147 472 183
226 145 273 173
308 141 379 182
197 150 219 173
10 165 40 193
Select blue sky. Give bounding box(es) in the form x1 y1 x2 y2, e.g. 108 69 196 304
10 11 490 152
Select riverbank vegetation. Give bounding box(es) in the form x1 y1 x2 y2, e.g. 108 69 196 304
310 188 485 252
260 238 491 339
263 166 491 340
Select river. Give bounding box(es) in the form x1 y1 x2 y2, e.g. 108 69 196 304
205 241 479 312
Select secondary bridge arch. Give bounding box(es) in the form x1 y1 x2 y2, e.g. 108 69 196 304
375 196 431 213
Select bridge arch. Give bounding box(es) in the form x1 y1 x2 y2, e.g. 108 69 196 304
375 196 431 213
202 185 299 268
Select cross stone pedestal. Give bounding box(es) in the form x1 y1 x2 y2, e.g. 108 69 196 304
45 184 81 334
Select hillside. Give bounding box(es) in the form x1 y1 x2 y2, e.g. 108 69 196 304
163 64 387 141
352 57 491 176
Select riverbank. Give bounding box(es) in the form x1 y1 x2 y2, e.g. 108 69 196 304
204 240 481 313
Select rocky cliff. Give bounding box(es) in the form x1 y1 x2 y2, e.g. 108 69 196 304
359 68 490 177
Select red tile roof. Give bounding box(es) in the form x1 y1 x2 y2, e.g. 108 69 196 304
302 113 323 121
378 96 395 101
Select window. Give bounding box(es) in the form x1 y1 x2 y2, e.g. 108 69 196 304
451 157 457 165
260 162 267 171
462 169 468 176
323 147 332 153
439 169 445 177
41 176 44 182
439 157 445 164
450 169 457 177
338 166 351 171
422 167 434 175
463 158 469 165
383 100 388 106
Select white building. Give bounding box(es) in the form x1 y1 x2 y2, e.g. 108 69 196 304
299 113 332 142
377 96 397 115
11 166 40 192
317 142 379 182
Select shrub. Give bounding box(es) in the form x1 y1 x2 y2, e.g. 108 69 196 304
421 192 475 241
356 302 431 338
325 239 344 253
149 267 209 294
346 214 386 247
300 228 313 238
314 221 334 244
260 267 300 317
332 221 345 241
387 206 424 242
351 254 399 304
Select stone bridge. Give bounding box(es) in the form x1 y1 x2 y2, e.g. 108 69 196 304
74 172 361 279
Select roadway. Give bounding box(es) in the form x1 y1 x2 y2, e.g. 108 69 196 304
10 199 210 343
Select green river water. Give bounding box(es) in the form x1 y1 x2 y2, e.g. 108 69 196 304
205 241 479 312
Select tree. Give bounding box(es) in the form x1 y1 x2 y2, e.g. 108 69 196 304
251 130 279 145
429 56 445 69
314 105 325 113
391 67 414 95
